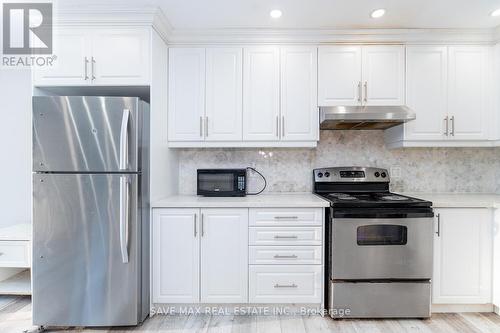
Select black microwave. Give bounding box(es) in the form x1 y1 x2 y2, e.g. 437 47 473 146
197 169 247 197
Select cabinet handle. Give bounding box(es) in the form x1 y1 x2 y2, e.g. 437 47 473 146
201 213 205 237
194 214 197 237
364 82 368 103
91 57 96 80
274 216 298 220
273 255 298 259
281 116 285 137
274 235 298 239
450 116 455 136
436 213 441 237
0 252 3 256
444 116 449 136
199 116 203 137
357 82 362 103
205 117 208 137
274 283 298 288
84 57 89 80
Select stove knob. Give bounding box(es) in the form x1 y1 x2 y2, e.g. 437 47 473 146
324 172 330 177
374 172 380 177
317 172 323 178
381 172 387 178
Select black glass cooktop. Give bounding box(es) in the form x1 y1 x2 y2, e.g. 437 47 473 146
319 192 432 208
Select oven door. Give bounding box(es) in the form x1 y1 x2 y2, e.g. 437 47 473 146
331 217 434 280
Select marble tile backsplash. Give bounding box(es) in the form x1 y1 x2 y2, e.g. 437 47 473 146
178 131 500 194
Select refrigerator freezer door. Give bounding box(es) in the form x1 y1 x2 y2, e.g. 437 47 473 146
33 96 141 172
32 173 142 327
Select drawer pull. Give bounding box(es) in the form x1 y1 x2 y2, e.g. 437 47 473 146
273 255 298 259
274 283 298 288
274 216 298 220
274 235 298 239
0 252 3 256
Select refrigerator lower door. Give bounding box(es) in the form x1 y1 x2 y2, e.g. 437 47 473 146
33 173 142 327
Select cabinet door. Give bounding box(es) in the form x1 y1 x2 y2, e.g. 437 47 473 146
433 208 492 304
205 48 243 141
405 46 448 140
243 47 280 141
168 48 206 141
91 29 150 85
448 47 489 140
281 47 318 141
318 46 362 106
33 29 90 86
362 45 405 106
201 208 248 303
152 209 200 303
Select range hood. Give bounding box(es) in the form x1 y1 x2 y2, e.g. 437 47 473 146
319 106 416 130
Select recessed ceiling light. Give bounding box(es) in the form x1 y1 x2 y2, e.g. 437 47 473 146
270 9 282 18
371 8 386 18
491 8 500 17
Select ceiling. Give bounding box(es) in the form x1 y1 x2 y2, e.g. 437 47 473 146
59 0 500 30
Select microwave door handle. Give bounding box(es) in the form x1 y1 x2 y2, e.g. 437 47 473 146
119 109 130 170
119 176 129 263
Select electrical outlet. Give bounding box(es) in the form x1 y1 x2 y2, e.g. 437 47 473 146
390 166 402 179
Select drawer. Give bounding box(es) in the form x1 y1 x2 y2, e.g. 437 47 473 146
249 246 322 265
249 265 322 303
0 241 30 268
249 208 323 226
249 227 322 246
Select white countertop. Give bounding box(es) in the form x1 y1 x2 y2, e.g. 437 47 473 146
399 193 500 208
153 192 500 209
152 193 330 208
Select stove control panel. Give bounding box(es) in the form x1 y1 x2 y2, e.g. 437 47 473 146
313 167 390 183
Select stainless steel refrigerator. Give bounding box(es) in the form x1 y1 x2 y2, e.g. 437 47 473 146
32 96 150 327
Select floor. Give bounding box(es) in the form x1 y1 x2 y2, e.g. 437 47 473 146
1 296 499 333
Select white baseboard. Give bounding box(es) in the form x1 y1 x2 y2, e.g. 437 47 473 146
432 304 494 313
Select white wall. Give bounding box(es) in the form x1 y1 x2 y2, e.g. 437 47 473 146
0 69 32 228
150 30 179 200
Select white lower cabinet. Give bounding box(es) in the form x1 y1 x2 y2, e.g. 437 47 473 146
153 207 324 305
152 209 200 303
433 208 492 304
152 208 248 303
200 209 248 303
249 265 322 303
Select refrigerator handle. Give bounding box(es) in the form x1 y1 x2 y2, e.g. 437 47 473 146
119 176 129 263
119 109 130 170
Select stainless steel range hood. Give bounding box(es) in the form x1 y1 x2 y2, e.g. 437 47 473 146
319 106 416 130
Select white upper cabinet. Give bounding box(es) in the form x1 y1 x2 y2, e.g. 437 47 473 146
167 48 206 141
33 27 151 86
205 48 243 141
280 46 318 141
200 209 248 303
243 47 280 141
433 208 492 304
448 46 489 140
33 29 90 85
404 46 448 140
318 46 362 106
385 45 491 147
318 45 404 106
90 29 150 85
362 45 405 106
152 209 200 304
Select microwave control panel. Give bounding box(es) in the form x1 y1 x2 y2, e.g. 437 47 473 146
237 176 246 191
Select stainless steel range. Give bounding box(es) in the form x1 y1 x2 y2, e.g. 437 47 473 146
314 167 434 319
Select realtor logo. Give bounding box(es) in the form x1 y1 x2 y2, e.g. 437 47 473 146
2 2 53 54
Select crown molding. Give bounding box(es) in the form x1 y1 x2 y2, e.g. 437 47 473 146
54 6 173 42
166 27 495 45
